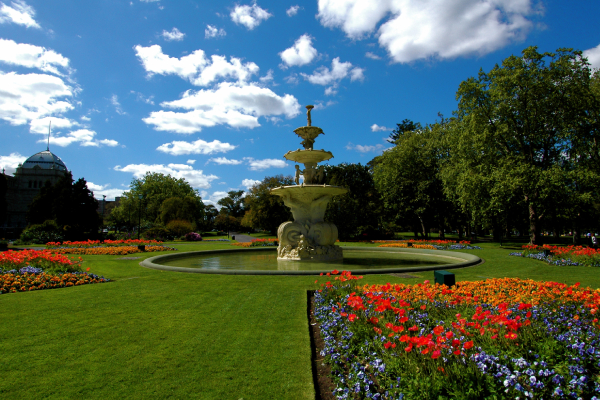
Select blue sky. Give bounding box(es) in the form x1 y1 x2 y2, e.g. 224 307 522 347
1 0 599 206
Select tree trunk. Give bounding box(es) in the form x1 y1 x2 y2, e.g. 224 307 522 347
529 202 542 245
439 223 445 239
458 226 463 240
492 216 501 242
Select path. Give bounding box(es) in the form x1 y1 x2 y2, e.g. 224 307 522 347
229 232 255 243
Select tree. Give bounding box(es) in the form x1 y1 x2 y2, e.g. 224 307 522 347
214 214 240 233
27 172 100 240
0 174 7 226
374 125 449 238
159 196 204 227
453 46 600 244
388 119 423 143
217 190 245 218
200 204 218 232
323 163 383 239
242 175 294 234
110 172 204 227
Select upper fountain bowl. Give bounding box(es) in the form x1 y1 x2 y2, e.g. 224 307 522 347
284 149 333 164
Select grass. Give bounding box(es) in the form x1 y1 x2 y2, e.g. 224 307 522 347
1 241 599 399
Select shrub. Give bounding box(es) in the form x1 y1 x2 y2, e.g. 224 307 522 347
185 232 202 241
166 220 194 237
20 220 63 244
143 227 173 241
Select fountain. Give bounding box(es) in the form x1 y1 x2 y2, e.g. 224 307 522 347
270 105 347 261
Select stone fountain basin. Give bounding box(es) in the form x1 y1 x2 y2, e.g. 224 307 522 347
284 149 333 164
140 246 482 275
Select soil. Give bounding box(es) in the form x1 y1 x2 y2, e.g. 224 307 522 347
307 291 336 400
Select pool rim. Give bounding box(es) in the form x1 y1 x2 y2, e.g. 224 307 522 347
140 246 482 275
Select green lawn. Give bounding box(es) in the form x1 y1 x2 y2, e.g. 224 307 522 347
1 241 598 399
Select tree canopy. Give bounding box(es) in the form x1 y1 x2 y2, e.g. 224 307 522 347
241 175 294 234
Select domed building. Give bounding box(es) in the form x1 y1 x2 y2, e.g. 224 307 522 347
2 149 69 236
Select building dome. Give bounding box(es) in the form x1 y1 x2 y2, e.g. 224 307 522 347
22 150 68 171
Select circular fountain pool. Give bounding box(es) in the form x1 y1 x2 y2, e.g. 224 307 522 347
141 246 481 275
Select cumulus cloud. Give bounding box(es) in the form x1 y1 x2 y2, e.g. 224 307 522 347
205 24 226 39
0 0 40 28
242 178 260 189
87 183 125 201
0 39 71 76
161 27 185 41
286 5 300 17
279 34 318 68
584 43 600 70
317 0 537 63
243 157 287 171
0 71 74 126
371 123 391 132
300 57 364 95
156 138 237 155
0 152 27 175
115 163 218 189
345 142 389 153
230 3 272 30
135 44 259 86
186 159 196 164
207 157 243 165
144 82 300 133
200 190 229 207
30 116 79 134
38 128 119 148
365 51 381 60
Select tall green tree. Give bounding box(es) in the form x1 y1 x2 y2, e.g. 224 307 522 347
217 190 245 218
27 172 100 240
0 174 7 226
452 46 600 244
242 175 294 234
159 196 204 227
323 163 382 239
387 119 423 143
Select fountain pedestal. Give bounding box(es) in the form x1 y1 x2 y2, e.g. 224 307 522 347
270 106 348 261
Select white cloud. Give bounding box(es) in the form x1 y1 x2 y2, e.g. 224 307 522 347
0 0 40 28
0 39 71 76
144 82 300 133
110 94 126 115
80 115 91 121
30 116 78 134
205 24 226 39
200 190 229 207
242 178 260 189
186 159 196 164
324 86 337 96
259 69 274 84
365 51 381 60
0 152 26 175
161 27 185 41
279 34 318 68
300 57 364 94
0 71 74 126
371 123 391 132
317 0 537 63
37 128 119 148
230 3 272 30
346 142 389 153
156 138 237 155
584 43 600 70
115 163 218 189
131 90 155 105
284 73 299 84
286 5 300 17
87 182 125 201
206 157 243 165
135 44 259 86
244 157 287 171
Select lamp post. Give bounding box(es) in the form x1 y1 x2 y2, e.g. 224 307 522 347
137 194 143 240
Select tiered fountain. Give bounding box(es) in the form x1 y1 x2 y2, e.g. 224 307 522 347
270 106 348 261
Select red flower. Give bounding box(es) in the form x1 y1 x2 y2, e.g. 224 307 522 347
463 340 474 350
431 350 441 359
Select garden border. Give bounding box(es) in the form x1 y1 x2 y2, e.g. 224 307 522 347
139 246 482 275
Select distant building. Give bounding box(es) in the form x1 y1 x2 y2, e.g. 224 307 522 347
2 149 68 237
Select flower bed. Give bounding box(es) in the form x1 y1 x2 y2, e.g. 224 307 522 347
0 249 82 273
231 238 278 248
49 245 176 256
46 239 164 248
375 239 481 250
314 272 600 399
511 245 600 267
0 267 110 294
203 239 231 242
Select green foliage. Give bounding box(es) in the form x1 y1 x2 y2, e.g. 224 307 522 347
0 173 7 225
166 219 194 237
142 227 173 241
242 175 294 234
200 204 218 232
387 119 423 143
27 172 100 240
323 163 384 239
159 196 204 226
19 220 64 244
450 46 600 244
217 190 245 218
214 214 240 232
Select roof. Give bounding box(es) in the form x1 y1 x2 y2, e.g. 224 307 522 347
22 150 68 171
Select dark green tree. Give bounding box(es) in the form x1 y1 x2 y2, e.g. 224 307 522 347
0 173 7 226
323 163 383 239
387 119 423 143
452 46 600 244
27 172 100 240
217 190 245 218
241 175 294 234
159 196 204 228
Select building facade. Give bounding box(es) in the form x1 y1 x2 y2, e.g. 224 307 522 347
2 150 68 238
